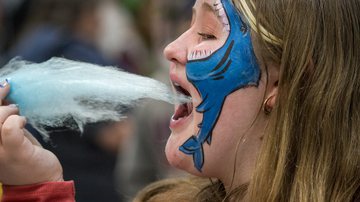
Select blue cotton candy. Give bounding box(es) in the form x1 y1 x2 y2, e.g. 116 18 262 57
0 57 186 137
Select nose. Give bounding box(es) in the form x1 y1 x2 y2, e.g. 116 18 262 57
163 32 190 66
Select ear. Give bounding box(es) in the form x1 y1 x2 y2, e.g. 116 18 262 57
264 63 279 109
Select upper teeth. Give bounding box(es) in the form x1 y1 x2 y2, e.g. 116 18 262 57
187 50 213 61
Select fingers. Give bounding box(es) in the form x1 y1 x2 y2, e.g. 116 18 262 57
0 79 22 147
1 115 27 151
0 105 19 123
24 129 42 147
0 105 19 145
0 79 10 105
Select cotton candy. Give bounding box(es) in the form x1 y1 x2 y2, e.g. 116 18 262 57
0 57 186 137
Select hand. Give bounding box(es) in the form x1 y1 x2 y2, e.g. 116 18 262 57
0 81 63 185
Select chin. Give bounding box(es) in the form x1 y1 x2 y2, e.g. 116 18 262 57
165 132 211 177
165 134 188 169
165 133 194 171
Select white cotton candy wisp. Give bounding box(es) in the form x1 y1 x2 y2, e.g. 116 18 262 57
0 57 188 137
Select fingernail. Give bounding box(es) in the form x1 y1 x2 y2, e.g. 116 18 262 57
8 104 18 108
0 78 10 88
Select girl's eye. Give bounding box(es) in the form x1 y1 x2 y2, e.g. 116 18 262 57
198 32 217 40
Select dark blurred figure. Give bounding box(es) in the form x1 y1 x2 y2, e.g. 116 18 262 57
0 0 30 64
6 0 109 64
2 0 131 201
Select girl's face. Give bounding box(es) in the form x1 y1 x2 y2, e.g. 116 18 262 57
164 0 269 182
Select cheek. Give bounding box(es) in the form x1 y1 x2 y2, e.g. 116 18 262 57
200 88 265 168
219 89 263 134
218 88 264 141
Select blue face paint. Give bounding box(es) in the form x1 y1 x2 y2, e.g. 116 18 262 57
179 0 260 172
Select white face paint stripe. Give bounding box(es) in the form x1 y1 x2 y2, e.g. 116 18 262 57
188 49 214 61
213 0 230 32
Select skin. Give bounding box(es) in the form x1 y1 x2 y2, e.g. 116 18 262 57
0 0 279 195
165 0 278 190
0 83 63 185
179 0 261 172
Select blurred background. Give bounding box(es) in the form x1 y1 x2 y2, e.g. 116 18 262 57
0 0 195 201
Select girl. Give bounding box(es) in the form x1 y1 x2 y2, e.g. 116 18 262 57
0 0 359 201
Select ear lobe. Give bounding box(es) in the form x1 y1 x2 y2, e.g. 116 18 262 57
267 92 277 109
269 80 278 106
265 61 279 106
263 93 277 115
263 78 278 115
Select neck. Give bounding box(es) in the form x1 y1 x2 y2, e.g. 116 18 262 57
220 133 263 199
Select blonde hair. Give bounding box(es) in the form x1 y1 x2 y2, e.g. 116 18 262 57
136 0 360 201
134 177 225 202
238 0 360 201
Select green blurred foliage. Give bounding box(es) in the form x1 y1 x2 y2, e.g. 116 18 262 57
119 0 143 14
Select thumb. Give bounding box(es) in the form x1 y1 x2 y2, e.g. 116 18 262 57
1 115 27 151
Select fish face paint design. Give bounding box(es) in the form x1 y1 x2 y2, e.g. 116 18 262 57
179 0 261 172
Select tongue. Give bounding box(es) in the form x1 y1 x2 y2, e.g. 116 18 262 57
174 103 192 120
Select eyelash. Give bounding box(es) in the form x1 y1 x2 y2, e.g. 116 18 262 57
198 32 217 40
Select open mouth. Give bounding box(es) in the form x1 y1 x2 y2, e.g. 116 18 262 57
172 82 193 121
